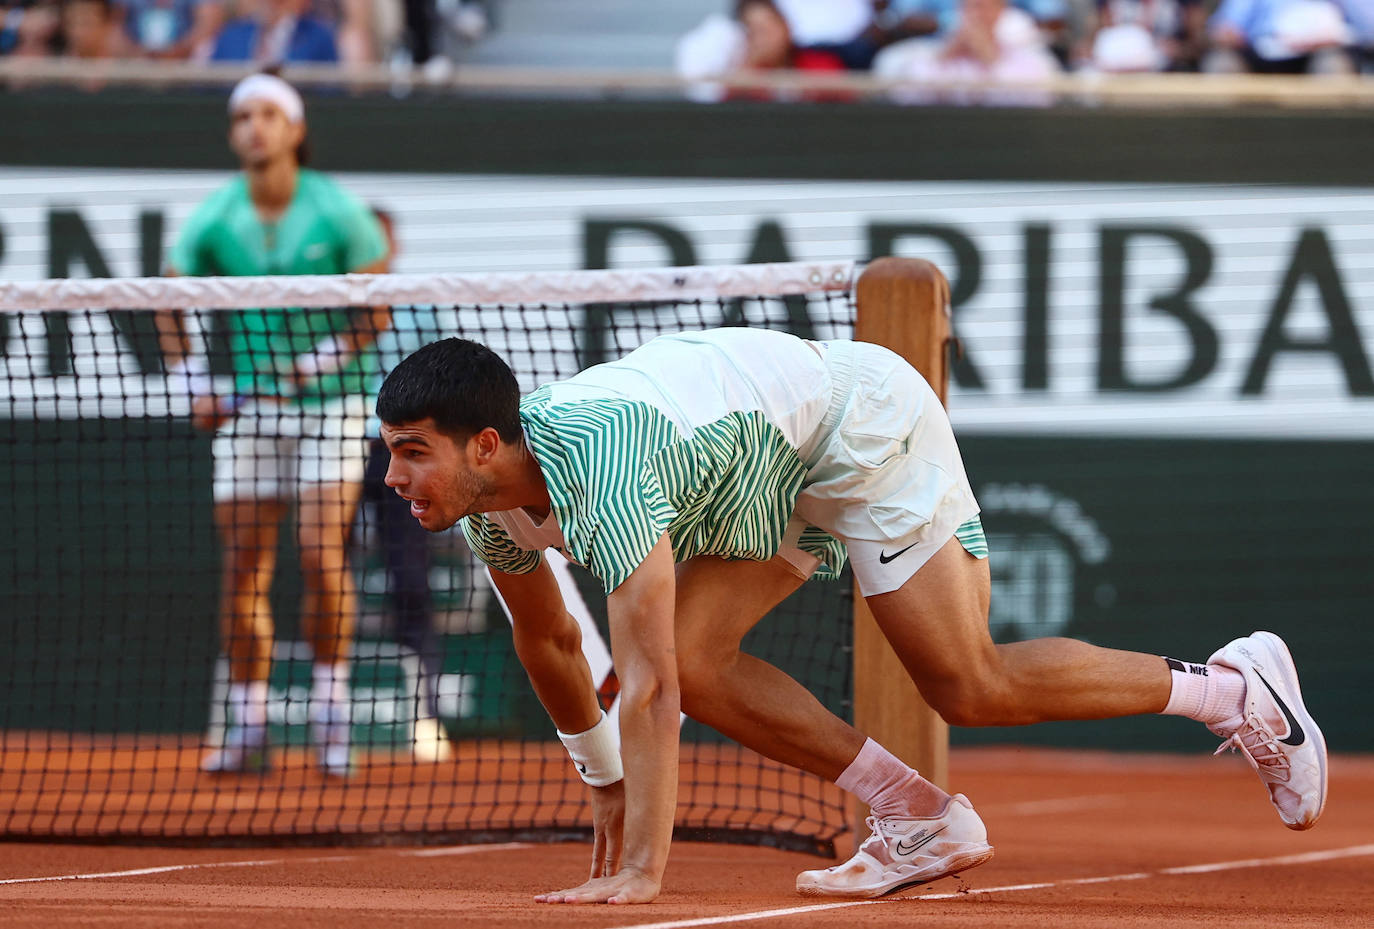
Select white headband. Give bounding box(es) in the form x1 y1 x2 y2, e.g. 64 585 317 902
228 74 305 124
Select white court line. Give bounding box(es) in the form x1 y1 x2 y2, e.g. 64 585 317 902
606 844 1374 929
1160 844 1374 874
604 902 874 929
0 842 531 886
404 842 529 858
917 881 1056 901
0 857 293 886
1061 872 1151 885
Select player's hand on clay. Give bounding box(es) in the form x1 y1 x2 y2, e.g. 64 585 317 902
534 867 660 905
588 780 626 879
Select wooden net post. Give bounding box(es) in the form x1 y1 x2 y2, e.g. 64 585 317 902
851 257 953 834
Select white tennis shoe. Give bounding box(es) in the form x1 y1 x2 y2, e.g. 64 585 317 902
1208 631 1327 830
201 723 270 775
796 793 993 898
411 715 454 763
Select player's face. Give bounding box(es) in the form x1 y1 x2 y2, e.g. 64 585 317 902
228 99 304 170
380 419 489 532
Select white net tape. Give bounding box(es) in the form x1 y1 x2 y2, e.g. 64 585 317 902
0 262 858 312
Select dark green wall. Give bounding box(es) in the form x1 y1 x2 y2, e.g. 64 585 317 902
0 419 218 732
5 90 1373 184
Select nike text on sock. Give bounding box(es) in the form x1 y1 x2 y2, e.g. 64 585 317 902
1165 657 1209 677
1161 656 1246 725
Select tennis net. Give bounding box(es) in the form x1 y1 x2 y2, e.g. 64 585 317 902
0 261 858 854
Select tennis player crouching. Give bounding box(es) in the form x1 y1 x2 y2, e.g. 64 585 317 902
375 328 1327 905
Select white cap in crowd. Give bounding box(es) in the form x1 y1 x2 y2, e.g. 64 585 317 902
1093 23 1165 72
675 14 747 81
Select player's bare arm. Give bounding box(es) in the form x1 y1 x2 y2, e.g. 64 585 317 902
489 561 628 884
154 270 226 432
490 561 602 740
347 254 394 354
286 254 392 390
536 534 678 906
154 269 189 365
319 253 392 356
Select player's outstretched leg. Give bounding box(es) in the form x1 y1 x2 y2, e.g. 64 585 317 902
1202 631 1327 829
797 792 992 898
865 535 1327 830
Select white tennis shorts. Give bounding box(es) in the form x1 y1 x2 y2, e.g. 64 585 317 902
212 395 370 502
785 339 983 597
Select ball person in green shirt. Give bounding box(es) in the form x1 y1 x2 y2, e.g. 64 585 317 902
159 73 391 777
375 329 1326 903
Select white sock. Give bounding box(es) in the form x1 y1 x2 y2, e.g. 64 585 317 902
1160 657 1246 725
228 679 269 728
312 662 350 706
834 738 948 819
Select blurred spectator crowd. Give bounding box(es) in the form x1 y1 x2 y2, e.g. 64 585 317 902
0 0 491 73
677 0 1374 92
2 0 1370 97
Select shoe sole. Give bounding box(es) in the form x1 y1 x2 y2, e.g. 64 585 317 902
797 846 994 899
1253 631 1328 829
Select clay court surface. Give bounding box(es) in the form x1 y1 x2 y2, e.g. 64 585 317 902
2 747 1371 929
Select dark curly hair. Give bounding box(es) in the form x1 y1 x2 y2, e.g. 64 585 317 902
376 338 523 443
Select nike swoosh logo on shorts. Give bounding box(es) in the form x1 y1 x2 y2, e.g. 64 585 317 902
895 825 947 857
878 542 918 565
1255 670 1306 747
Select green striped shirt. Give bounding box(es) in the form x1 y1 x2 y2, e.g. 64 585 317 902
463 386 847 593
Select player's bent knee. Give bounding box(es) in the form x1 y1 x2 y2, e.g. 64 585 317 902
676 653 723 694
929 696 996 728
919 670 1019 728
676 653 737 722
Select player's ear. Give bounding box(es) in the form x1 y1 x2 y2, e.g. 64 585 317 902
470 426 502 465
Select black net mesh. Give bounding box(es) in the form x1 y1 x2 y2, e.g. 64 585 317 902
0 288 856 855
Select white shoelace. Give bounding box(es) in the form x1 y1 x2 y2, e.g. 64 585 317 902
860 816 887 850
1215 712 1291 783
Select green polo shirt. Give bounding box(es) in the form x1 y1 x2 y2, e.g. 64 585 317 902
169 168 387 407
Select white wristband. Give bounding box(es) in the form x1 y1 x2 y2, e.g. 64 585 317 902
168 355 212 397
557 710 623 787
293 335 349 378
